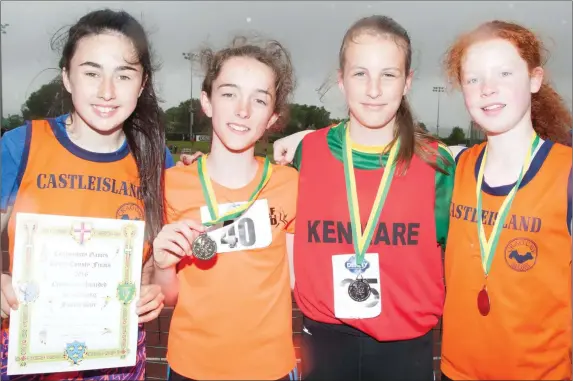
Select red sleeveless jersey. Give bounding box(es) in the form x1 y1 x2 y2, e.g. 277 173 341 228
7 119 147 271
293 128 444 341
441 141 572 380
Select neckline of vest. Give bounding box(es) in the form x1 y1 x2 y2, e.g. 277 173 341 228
47 116 130 163
474 139 553 196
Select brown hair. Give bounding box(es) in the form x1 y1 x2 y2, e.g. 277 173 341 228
199 36 295 132
444 20 572 145
339 15 450 174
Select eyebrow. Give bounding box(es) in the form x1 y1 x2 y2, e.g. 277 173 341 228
217 83 272 97
350 66 401 71
78 61 139 72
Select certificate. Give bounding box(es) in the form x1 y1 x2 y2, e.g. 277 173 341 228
7 213 145 376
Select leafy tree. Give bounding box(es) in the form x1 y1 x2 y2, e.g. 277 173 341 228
330 118 343 126
164 99 210 137
284 104 331 136
22 81 169 130
21 80 72 120
1 114 25 130
164 100 335 140
444 126 467 146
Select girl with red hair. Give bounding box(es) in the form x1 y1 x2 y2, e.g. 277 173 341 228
440 20 572 381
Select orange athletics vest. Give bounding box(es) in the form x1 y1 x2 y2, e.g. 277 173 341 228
164 158 298 381
7 119 147 273
441 141 572 380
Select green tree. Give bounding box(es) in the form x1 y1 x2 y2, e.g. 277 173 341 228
445 126 467 146
1 24 8 34
21 81 72 120
284 104 331 136
418 122 428 132
164 98 210 136
1 114 25 130
164 100 335 140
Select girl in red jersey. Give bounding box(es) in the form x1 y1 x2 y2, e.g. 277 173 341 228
151 37 299 381
268 16 455 381
0 9 170 381
440 21 572 381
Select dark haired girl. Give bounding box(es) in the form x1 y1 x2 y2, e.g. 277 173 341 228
1 9 171 380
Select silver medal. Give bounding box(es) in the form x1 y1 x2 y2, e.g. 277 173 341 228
348 277 371 302
191 233 217 260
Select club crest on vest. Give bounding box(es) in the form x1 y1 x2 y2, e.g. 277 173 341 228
504 237 538 272
116 202 144 221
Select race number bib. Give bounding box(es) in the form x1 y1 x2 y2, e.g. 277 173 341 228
199 199 272 253
332 253 381 319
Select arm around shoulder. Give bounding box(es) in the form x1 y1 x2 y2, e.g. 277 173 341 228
273 130 313 166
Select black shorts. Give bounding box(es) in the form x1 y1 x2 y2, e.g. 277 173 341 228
300 316 434 381
440 373 454 381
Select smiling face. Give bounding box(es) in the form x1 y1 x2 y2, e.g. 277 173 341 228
200 56 278 152
62 32 145 133
461 38 543 135
338 33 412 130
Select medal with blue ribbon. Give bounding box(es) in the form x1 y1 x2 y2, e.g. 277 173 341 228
342 122 400 302
475 133 540 316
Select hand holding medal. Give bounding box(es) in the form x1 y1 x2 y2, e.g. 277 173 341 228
342 124 400 302
193 155 273 261
152 219 206 269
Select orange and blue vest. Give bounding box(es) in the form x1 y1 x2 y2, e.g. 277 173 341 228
5 118 150 269
441 140 572 380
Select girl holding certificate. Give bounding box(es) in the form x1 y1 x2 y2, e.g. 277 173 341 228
152 37 299 381
440 20 572 381
1 9 169 380
271 15 455 381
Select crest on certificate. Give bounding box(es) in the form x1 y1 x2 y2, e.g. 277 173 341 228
64 340 87 365
116 282 136 305
121 223 138 240
70 222 93 245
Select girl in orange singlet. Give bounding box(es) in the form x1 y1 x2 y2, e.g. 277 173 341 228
440 21 572 381
0 9 170 380
152 37 299 381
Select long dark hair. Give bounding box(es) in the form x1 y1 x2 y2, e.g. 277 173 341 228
338 16 450 174
54 9 166 242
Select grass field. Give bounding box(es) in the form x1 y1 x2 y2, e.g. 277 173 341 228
167 140 274 162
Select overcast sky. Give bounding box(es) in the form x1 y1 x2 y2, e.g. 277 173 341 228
1 1 571 134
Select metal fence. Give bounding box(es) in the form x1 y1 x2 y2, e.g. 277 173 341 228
1 246 442 381
144 300 443 381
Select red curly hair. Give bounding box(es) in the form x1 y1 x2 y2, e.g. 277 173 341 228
444 20 572 146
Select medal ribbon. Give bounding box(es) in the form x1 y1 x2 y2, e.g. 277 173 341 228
197 155 272 227
342 123 400 266
476 133 540 276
